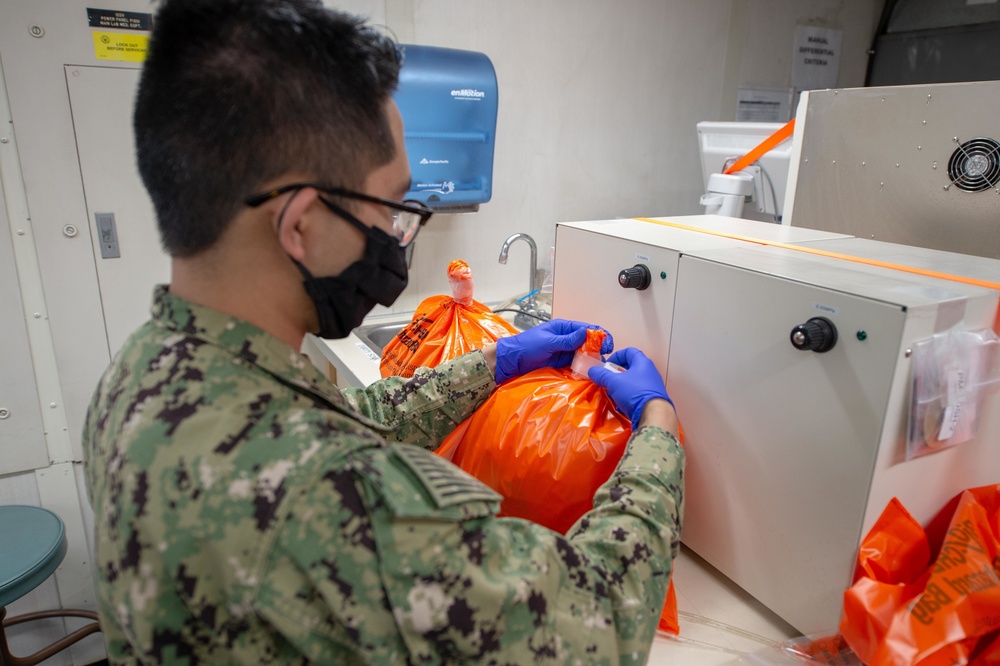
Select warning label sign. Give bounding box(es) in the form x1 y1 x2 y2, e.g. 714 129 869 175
92 31 149 62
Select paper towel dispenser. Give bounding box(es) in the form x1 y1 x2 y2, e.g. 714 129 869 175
394 44 498 212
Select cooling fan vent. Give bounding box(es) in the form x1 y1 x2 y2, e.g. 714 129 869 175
947 137 1000 193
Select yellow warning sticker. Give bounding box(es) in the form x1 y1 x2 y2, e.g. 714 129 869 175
92 31 149 62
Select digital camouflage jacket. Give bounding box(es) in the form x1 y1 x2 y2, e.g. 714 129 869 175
83 286 684 665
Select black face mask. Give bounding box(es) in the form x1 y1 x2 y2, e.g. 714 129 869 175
295 199 408 339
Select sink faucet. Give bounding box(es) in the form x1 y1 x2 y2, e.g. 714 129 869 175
499 233 550 329
498 233 538 296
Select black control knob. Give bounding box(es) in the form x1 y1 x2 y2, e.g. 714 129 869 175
618 264 652 290
790 317 838 353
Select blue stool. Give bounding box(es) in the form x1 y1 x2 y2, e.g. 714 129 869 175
0 505 100 666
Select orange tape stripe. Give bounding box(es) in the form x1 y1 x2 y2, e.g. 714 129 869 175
722 119 796 175
633 217 1000 293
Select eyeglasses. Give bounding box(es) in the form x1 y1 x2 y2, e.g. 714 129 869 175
245 182 433 248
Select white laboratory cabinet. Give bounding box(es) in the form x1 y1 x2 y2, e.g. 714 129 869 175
553 216 1000 636
551 215 851 374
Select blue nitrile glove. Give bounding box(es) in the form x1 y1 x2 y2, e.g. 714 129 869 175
589 347 673 430
494 318 614 385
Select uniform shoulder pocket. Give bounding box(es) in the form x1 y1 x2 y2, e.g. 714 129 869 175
360 444 501 521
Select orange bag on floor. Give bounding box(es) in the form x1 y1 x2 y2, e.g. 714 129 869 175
436 329 681 634
380 259 518 378
840 485 1000 666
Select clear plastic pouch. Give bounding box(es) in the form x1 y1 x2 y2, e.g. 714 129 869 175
740 634 862 665
906 327 1000 460
569 349 625 380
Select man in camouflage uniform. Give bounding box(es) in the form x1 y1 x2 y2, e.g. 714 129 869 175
83 0 684 663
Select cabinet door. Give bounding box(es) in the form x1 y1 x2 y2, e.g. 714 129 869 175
668 253 902 635
67 65 168 357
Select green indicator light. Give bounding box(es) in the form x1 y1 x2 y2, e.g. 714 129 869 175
857 330 868 341
660 271 667 280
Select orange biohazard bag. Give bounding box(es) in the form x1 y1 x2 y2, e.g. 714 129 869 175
380 259 519 378
839 485 1000 666
436 329 681 634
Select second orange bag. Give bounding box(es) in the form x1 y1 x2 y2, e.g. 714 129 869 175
436 329 681 634
839 484 1000 666
380 259 518 378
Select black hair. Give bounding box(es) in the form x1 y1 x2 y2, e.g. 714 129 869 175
134 0 401 256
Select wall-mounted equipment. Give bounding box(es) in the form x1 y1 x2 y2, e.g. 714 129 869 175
697 122 793 223
394 45 498 213
785 81 1000 259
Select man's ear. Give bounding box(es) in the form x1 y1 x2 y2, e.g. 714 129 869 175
275 187 320 263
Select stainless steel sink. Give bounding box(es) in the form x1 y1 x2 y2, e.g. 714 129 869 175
352 323 407 355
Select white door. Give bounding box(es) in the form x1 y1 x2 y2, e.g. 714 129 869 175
67 65 168 356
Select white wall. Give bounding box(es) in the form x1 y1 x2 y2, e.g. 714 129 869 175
368 0 881 312
731 0 881 117
737 0 880 92
381 0 731 310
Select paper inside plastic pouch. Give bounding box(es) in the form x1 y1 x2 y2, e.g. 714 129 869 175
570 351 625 379
906 327 1000 459
569 329 624 378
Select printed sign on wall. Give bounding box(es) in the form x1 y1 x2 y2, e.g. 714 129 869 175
92 31 149 62
791 25 843 92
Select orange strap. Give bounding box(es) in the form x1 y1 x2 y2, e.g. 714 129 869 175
722 119 796 175
633 217 1000 333
634 217 1000 291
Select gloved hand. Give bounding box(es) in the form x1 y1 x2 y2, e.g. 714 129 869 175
589 347 672 430
494 318 613 385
